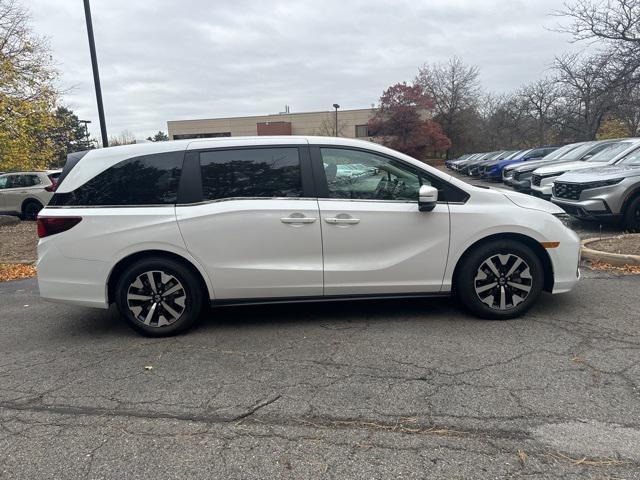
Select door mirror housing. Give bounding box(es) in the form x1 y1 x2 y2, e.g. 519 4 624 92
418 185 438 212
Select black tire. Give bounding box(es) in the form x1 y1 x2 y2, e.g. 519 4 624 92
623 195 640 233
455 240 544 320
22 200 43 221
115 257 205 336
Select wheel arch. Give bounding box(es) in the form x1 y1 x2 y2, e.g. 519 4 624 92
621 186 640 214
106 250 213 304
451 233 554 293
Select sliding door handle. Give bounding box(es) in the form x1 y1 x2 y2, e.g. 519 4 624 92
325 217 360 225
281 215 317 224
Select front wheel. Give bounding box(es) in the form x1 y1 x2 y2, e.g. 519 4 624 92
455 240 544 320
115 257 204 336
623 196 640 232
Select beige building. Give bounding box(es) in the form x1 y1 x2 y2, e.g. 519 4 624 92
167 107 376 141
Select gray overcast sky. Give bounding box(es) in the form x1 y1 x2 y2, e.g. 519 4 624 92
29 0 575 140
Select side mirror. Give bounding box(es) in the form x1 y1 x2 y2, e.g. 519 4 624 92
418 185 438 212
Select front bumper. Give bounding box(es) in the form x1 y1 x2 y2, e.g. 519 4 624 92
548 226 581 294
510 178 532 192
551 197 622 222
481 171 502 182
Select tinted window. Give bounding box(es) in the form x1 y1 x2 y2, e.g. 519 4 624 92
200 148 302 200
49 152 183 206
0 176 8 189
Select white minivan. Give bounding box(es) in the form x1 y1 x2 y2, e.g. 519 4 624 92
37 137 580 336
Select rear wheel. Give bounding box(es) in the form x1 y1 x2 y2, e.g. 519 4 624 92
623 196 640 232
115 257 204 336
455 240 544 319
22 200 43 220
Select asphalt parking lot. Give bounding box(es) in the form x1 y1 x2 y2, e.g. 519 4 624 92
1 271 639 479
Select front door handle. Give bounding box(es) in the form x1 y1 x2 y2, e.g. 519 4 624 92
280 214 317 224
325 217 360 225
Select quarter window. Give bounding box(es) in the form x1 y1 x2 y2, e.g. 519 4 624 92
199 148 302 200
49 152 184 206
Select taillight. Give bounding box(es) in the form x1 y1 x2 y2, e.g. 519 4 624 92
37 217 82 238
45 180 58 192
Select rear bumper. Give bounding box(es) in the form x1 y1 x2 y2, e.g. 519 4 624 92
37 239 109 309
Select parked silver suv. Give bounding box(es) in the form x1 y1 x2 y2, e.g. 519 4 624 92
551 147 640 231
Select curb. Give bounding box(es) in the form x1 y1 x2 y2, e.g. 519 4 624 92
581 235 640 266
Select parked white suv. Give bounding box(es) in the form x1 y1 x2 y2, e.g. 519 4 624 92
0 170 61 219
37 137 580 336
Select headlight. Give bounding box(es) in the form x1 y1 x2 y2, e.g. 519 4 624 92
582 178 624 189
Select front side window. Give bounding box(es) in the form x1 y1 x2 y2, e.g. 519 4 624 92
49 152 183 206
200 147 302 200
321 148 431 201
0 176 8 189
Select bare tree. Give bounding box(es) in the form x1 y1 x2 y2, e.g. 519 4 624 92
518 78 562 145
558 0 640 46
313 114 348 137
415 57 481 158
108 130 137 146
553 51 632 140
617 83 640 135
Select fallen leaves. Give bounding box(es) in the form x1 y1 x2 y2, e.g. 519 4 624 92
0 263 36 282
517 449 528 467
589 261 640 275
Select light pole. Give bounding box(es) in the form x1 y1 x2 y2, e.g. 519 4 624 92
83 0 108 147
332 103 340 137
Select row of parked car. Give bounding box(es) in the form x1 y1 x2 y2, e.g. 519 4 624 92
445 138 640 231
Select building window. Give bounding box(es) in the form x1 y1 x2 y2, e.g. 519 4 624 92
173 132 231 140
355 125 369 138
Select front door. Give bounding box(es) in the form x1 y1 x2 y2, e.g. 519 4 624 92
176 146 323 300
314 147 451 296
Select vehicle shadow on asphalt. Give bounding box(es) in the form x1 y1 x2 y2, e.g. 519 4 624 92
54 289 576 339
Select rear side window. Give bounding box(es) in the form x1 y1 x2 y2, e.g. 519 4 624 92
49 152 183 206
199 147 302 200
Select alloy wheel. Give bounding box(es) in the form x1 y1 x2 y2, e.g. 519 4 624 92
474 253 533 311
127 270 186 327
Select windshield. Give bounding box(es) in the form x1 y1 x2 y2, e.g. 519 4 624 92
542 143 581 161
511 149 532 160
556 142 598 161
617 147 640 166
586 142 630 162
